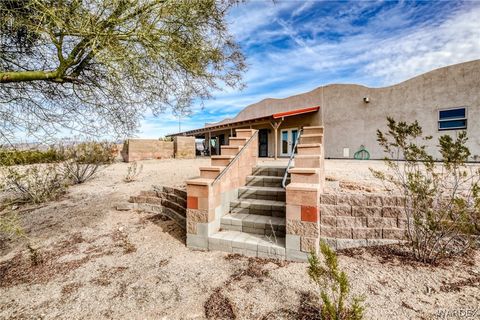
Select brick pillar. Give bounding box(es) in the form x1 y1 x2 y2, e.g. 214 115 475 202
285 184 321 261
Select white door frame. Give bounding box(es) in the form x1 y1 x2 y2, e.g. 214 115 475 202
280 127 299 157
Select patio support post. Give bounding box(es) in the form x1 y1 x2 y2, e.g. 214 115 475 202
270 120 282 160
208 131 211 156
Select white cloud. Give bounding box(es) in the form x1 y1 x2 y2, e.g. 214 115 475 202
137 1 480 138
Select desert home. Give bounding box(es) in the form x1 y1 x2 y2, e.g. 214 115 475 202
168 60 480 161
131 60 477 261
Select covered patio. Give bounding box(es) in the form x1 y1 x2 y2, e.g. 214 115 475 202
168 106 320 159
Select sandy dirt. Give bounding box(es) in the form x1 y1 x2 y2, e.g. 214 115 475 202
0 159 479 320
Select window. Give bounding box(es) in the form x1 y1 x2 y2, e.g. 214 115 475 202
438 107 467 131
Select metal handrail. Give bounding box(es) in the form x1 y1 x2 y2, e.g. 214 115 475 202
282 129 303 188
212 130 259 185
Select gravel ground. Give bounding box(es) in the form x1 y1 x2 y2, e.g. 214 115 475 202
0 158 478 320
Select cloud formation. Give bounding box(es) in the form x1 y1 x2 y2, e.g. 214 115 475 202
140 1 480 137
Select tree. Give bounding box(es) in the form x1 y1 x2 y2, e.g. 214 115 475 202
0 0 245 143
371 118 480 263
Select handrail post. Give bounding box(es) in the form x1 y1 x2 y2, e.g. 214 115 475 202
282 129 303 188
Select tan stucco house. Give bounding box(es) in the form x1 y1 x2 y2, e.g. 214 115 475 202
169 59 480 161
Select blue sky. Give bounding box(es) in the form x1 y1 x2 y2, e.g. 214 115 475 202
139 0 480 138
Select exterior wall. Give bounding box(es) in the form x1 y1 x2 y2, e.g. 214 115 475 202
202 60 480 160
123 139 174 162
174 136 195 159
318 192 407 249
322 60 480 160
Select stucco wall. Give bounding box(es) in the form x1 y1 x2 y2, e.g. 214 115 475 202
207 60 480 160
322 60 480 160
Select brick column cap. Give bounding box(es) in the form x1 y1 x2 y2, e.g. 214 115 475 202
286 182 320 192
185 178 213 186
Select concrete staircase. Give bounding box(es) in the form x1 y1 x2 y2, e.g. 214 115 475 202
209 166 289 258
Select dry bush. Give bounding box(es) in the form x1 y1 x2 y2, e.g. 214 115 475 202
0 147 63 166
0 164 67 205
308 241 364 320
124 161 143 183
372 118 480 263
60 141 116 184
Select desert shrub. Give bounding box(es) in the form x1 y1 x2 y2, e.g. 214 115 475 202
0 147 63 166
124 161 143 183
60 141 116 184
0 211 23 238
371 118 480 263
0 164 68 205
308 241 364 320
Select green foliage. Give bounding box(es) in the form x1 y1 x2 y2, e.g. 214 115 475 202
0 163 68 205
307 241 365 320
0 147 63 166
0 0 245 143
60 141 116 184
372 117 480 263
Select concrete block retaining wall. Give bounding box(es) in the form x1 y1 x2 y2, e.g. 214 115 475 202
122 139 174 162
129 186 187 228
174 136 196 159
318 192 407 250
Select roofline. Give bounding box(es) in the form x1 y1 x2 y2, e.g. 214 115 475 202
166 106 320 137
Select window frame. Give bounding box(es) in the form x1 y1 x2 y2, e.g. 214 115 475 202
438 107 467 131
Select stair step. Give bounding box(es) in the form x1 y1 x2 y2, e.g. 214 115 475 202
246 175 290 187
199 166 225 179
303 126 324 135
238 186 286 202
229 137 249 147
252 166 287 177
230 199 285 217
220 145 242 156
300 134 323 144
294 155 322 167
208 230 285 258
297 143 322 155
211 155 234 166
221 213 286 236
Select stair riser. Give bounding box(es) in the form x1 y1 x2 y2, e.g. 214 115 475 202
211 158 231 166
238 190 286 202
236 131 254 138
295 156 322 168
200 170 221 179
303 128 324 135
230 206 285 217
300 136 323 144
229 139 248 147
221 224 286 237
246 178 289 188
297 145 322 155
290 172 320 184
221 147 240 156
252 167 286 177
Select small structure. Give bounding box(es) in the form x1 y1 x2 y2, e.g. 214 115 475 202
121 136 195 162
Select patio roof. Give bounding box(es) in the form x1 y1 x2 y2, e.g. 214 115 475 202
167 106 320 137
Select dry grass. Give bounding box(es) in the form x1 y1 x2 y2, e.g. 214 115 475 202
204 288 237 320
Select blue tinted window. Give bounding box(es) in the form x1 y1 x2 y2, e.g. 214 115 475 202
439 108 465 120
439 120 467 130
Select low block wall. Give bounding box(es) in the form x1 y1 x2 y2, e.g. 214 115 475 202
174 136 195 159
186 130 258 250
319 192 407 249
129 186 187 228
122 139 174 162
